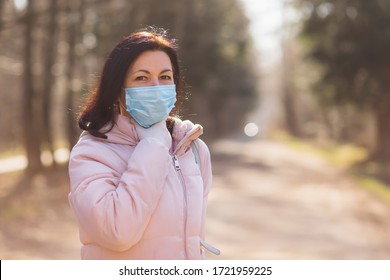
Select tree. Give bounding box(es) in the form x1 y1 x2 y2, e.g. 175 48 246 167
1 0 258 174
294 0 390 161
0 0 4 32
22 0 42 174
89 0 259 138
41 0 59 165
2 0 86 173
64 0 86 148
181 0 259 137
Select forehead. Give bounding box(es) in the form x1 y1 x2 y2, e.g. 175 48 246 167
130 50 172 71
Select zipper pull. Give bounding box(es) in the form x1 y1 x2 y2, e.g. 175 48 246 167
172 155 180 170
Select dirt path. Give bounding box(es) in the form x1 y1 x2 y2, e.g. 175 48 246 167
206 138 390 259
1 137 390 259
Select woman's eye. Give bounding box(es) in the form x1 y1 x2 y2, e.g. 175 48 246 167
135 76 147 81
160 75 172 80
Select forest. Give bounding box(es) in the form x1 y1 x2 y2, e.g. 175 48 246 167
1 0 389 174
0 0 258 174
0 0 390 260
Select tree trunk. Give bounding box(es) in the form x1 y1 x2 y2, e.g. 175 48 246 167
283 86 301 137
23 0 42 174
374 106 390 162
172 0 188 40
42 0 59 166
0 0 4 33
281 16 301 138
65 0 85 148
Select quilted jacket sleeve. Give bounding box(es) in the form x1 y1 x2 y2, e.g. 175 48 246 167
68 137 171 252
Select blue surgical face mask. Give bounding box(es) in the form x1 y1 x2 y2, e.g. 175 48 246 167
124 84 177 128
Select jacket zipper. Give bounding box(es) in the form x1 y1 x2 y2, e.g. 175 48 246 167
172 154 189 259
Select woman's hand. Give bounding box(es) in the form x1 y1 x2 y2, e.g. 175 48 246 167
133 120 172 149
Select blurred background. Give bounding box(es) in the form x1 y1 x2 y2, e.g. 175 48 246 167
0 0 390 259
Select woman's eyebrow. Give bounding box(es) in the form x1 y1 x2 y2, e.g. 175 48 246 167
130 69 172 75
131 69 150 75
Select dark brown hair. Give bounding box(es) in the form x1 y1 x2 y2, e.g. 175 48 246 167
78 28 181 138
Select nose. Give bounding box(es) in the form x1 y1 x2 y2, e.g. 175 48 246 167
150 77 160 86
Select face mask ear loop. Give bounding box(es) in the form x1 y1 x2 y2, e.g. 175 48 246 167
118 87 127 116
118 101 127 116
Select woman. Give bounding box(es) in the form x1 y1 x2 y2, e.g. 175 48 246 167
68 29 219 260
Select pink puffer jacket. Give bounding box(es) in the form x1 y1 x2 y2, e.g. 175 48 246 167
68 115 217 259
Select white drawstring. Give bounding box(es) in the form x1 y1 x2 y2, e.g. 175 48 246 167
200 239 221 255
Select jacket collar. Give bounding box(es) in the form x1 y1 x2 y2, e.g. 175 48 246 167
86 115 203 154
172 118 203 155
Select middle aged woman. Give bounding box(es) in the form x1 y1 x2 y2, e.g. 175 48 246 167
68 28 220 259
